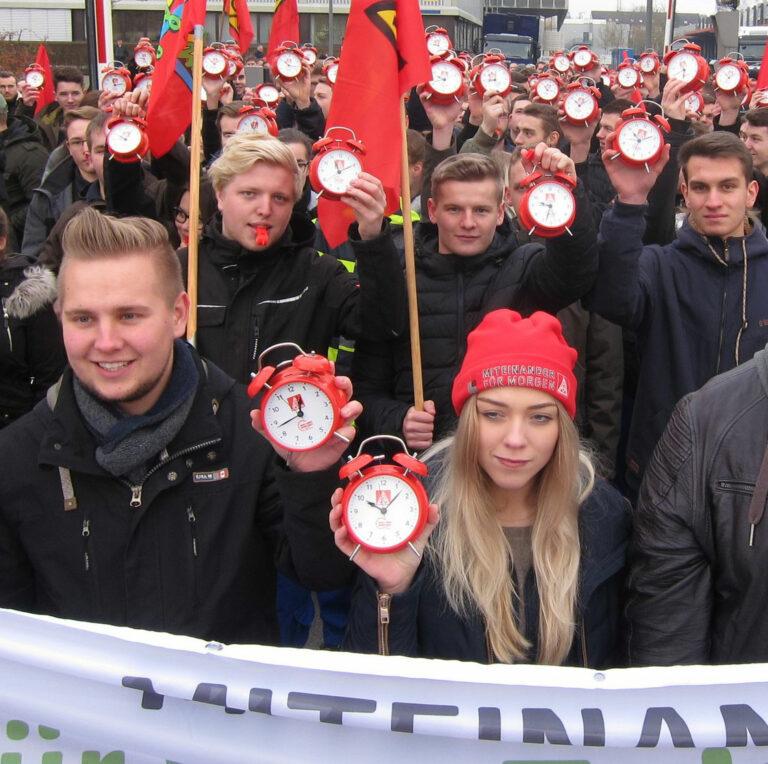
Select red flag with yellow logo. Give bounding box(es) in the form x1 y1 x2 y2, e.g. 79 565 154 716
223 0 254 53
318 0 431 248
267 0 300 59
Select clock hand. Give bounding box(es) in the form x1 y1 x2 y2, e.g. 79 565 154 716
383 490 404 509
277 413 301 427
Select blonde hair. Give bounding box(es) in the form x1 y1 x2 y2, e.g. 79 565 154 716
425 396 594 665
59 207 184 306
208 133 302 199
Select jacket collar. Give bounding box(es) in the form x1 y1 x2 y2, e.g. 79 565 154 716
676 216 768 265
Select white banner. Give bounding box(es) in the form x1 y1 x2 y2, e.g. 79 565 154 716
1 608 768 763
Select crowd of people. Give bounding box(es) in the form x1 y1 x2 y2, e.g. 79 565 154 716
1 34 768 669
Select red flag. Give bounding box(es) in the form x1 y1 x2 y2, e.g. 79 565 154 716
318 0 431 248
33 44 55 117
223 0 254 54
757 41 768 91
267 0 299 59
146 0 207 157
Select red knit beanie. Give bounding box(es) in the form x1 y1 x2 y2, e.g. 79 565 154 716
451 309 578 418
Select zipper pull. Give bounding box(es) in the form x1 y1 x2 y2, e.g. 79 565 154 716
378 592 391 624
129 485 143 508
82 518 90 572
2 300 12 353
187 505 198 558
750 523 756 548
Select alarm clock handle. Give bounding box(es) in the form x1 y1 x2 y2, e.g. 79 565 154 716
256 341 307 373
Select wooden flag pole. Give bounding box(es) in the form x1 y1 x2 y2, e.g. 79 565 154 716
186 24 205 345
399 99 424 410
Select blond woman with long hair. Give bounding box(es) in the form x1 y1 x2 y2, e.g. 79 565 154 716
331 309 631 666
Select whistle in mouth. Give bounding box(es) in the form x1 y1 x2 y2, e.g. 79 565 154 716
255 226 269 246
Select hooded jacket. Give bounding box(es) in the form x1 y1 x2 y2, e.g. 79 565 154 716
0 255 65 424
0 350 351 644
587 202 768 490
628 345 768 665
353 183 598 442
0 115 49 250
178 214 407 384
344 478 631 668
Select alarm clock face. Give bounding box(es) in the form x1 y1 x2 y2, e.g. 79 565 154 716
573 49 593 68
479 63 511 94
316 149 362 195
716 64 742 91
26 71 44 88
263 380 336 450
135 50 153 68
345 474 423 552
108 122 142 154
553 54 571 73
302 48 317 65
684 92 702 113
527 181 575 229
277 51 303 79
639 55 657 73
536 78 560 101
203 51 227 76
237 114 269 135
103 74 128 95
617 119 662 162
564 90 595 121
617 67 639 88
257 84 280 104
667 52 698 84
427 32 451 56
326 63 338 84
430 61 463 95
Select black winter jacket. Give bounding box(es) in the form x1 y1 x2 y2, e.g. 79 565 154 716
353 185 598 441
0 352 351 644
0 255 65 425
587 203 768 490
344 479 631 668
628 345 768 665
179 214 407 383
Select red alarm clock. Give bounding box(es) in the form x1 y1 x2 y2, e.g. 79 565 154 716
607 102 670 173
471 52 512 98
134 38 156 69
423 54 466 104
24 63 45 89
533 72 562 104
202 44 229 78
309 127 366 200
616 60 641 89
322 56 339 85
638 50 660 74
272 42 304 81
300 43 318 66
570 45 599 73
105 115 149 163
550 50 572 75
425 25 453 58
517 149 577 238
714 56 749 94
561 80 601 126
663 41 710 94
102 63 133 96
248 343 350 453
340 435 429 557
252 82 281 107
236 105 278 136
133 68 153 92
225 45 244 78
684 90 704 114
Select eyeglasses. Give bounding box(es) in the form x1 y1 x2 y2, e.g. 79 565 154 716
67 138 87 148
173 207 190 223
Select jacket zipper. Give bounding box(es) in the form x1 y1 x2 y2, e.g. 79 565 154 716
580 620 589 667
714 240 729 375
81 517 91 572
122 437 222 509
2 299 11 353
251 319 260 362
717 479 755 495
187 504 198 558
456 272 465 361
377 592 391 656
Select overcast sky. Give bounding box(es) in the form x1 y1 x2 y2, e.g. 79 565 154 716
566 0 717 17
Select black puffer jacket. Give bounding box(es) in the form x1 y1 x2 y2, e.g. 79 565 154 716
628 344 768 665
179 214 407 383
0 255 65 425
344 478 631 668
353 185 598 441
0 351 351 644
